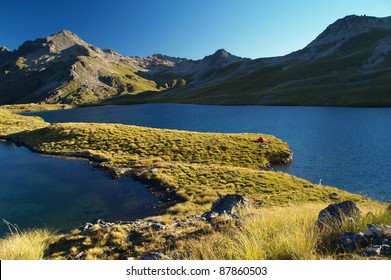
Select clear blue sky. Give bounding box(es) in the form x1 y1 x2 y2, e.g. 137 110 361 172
1 0 390 59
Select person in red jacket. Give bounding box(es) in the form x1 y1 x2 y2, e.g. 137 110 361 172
256 136 267 148
257 136 267 143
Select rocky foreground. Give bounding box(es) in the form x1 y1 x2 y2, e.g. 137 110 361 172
46 196 390 260
316 200 391 258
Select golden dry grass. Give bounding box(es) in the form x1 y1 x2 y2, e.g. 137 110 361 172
8 122 291 168
180 202 390 260
0 228 58 260
0 103 74 113
0 109 49 136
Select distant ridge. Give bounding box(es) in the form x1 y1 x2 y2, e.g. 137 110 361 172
1 15 391 107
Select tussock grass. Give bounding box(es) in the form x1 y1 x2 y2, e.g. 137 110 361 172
317 203 391 254
0 227 58 260
0 109 49 136
8 122 291 168
180 203 389 260
48 222 169 260
182 204 323 260
0 103 74 113
1 203 387 260
149 161 363 216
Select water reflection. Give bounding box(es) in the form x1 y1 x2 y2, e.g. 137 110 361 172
0 141 161 235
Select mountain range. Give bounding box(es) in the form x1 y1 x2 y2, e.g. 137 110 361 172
1 15 391 107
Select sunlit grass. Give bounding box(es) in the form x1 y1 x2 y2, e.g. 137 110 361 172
0 221 58 260
181 204 324 260
0 109 49 136
1 203 387 260
8 122 291 168
180 203 390 260
0 103 74 113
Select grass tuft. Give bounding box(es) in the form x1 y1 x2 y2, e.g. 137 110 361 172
0 222 58 260
182 204 323 260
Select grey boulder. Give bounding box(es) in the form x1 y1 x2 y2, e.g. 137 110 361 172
316 200 361 229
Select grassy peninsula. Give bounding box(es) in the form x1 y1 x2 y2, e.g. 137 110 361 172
1 109 362 215
0 106 388 260
0 103 74 113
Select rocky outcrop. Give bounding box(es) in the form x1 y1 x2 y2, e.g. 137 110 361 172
306 15 391 55
78 218 168 232
362 245 390 257
316 200 362 229
332 224 391 257
44 194 252 260
364 224 391 239
268 151 293 165
334 232 368 253
362 224 391 257
46 215 209 260
203 194 251 221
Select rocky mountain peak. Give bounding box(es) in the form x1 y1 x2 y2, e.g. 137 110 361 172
56 29 78 37
0 46 10 52
13 29 91 59
202 48 248 67
102 48 120 55
46 29 89 53
149 53 171 60
212 48 230 58
308 15 391 48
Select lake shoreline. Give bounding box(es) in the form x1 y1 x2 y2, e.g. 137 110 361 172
1 137 185 221
2 105 389 260
3 127 293 220
90 161 186 212
20 103 391 202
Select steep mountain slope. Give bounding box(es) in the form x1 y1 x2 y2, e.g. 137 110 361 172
0 31 248 105
0 31 160 104
109 15 391 107
1 15 391 106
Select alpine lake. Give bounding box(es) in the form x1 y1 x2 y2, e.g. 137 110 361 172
1 104 390 235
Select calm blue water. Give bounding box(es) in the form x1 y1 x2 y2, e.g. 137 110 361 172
26 104 391 202
0 141 161 235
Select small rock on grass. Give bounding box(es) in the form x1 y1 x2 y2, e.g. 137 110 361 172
202 194 250 221
364 224 391 239
139 252 170 260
